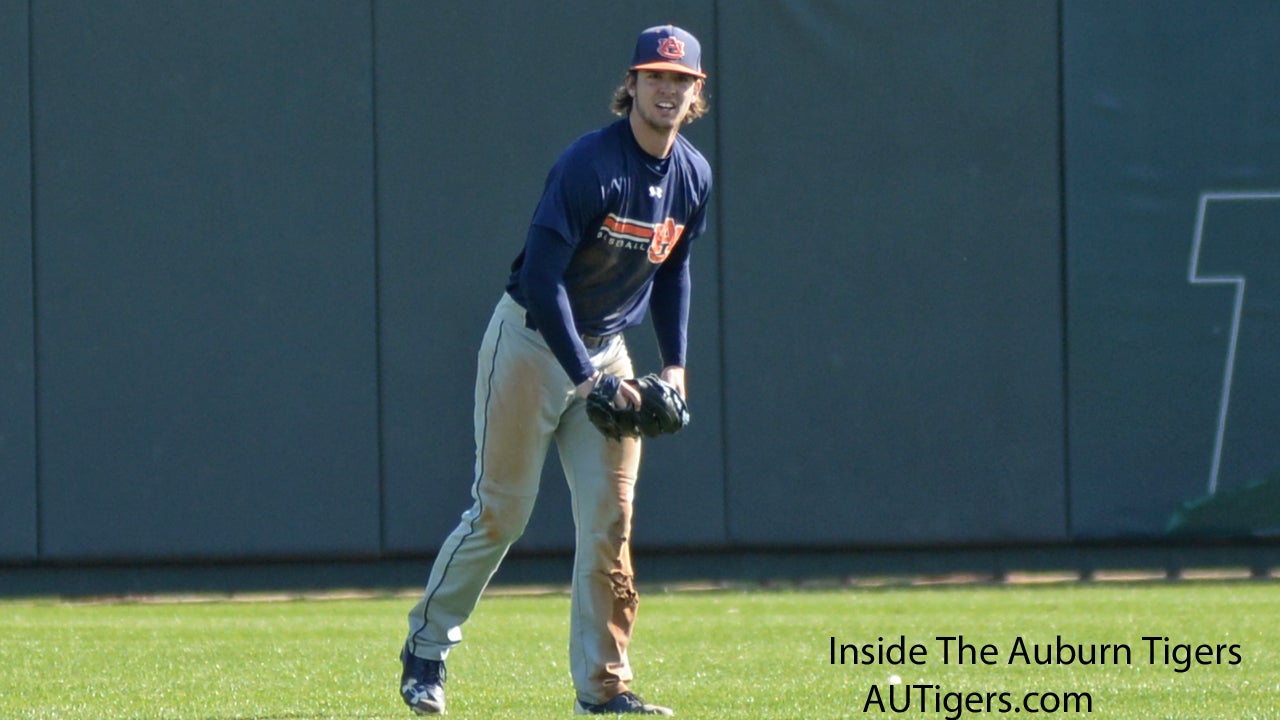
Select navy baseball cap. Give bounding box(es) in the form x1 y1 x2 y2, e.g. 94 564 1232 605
629 25 706 79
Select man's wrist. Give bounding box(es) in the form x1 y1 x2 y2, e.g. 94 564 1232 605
574 372 600 399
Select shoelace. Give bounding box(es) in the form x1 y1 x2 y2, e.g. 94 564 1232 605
421 660 446 684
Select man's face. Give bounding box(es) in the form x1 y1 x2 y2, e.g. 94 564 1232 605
629 70 702 131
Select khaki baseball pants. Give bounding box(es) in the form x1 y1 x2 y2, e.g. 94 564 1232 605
404 293 642 704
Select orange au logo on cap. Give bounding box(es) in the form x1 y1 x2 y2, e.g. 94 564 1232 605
656 36 685 60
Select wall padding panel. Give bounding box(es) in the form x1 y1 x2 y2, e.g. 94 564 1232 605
1064 0 1280 538
718 1 1067 545
375 1 724 557
32 1 380 560
0 0 38 561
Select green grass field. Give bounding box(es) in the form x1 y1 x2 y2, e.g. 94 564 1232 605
1 579 1275 719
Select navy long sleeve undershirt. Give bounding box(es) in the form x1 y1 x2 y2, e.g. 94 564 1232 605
519 225 595 385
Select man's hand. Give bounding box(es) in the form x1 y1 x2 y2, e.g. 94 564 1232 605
582 371 690 441
659 365 686 398
577 371 642 408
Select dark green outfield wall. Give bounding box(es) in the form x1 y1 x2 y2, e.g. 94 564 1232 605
2 1 1278 576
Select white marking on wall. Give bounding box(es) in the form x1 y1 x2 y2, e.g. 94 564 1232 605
1187 190 1280 494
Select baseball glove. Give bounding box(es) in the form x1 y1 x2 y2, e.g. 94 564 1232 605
585 373 690 441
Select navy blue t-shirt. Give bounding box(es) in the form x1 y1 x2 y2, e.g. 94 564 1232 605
507 118 712 385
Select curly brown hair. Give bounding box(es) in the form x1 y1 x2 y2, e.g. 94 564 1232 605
610 71 709 124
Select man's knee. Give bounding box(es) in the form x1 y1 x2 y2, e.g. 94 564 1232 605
476 494 535 545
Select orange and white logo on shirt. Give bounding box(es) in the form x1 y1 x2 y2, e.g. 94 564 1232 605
601 214 686 263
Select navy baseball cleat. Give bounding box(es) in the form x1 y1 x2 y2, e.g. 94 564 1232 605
400 646 446 715
575 691 674 716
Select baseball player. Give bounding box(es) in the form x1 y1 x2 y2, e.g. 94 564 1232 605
398 24 712 717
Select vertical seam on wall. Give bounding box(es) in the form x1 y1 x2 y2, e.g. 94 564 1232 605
27 0 42 560
370 0 387 556
710 0 731 546
1055 0 1073 540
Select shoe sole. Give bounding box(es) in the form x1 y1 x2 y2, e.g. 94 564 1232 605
574 701 673 716
410 699 444 715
